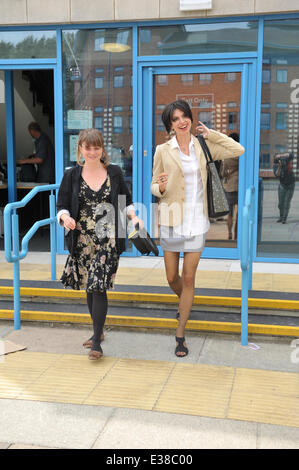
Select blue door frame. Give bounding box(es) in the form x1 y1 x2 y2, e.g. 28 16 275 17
138 57 258 260
0 55 63 250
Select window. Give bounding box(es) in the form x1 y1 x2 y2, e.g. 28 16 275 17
260 153 271 169
260 144 270 151
181 74 193 84
262 70 271 83
260 113 271 130
198 112 213 128
275 145 286 153
94 77 104 89
129 116 133 133
157 75 168 85
113 116 123 133
138 22 258 56
94 106 103 113
94 116 103 131
276 112 287 130
199 73 211 83
95 67 104 74
228 112 238 130
156 114 165 131
276 103 288 109
198 100 213 109
113 75 124 88
225 72 236 82
276 70 288 83
113 106 123 112
227 102 237 108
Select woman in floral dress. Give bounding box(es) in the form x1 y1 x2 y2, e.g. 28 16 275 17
57 129 142 360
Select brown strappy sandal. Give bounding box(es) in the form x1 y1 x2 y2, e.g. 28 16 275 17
88 346 103 360
83 333 104 348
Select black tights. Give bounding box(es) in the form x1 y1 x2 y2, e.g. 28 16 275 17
86 291 107 352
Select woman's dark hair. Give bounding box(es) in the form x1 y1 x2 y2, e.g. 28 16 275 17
229 132 239 143
161 100 193 134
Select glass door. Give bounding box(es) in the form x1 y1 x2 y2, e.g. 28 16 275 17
140 62 256 259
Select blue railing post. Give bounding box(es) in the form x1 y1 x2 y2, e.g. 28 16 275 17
12 210 20 330
4 184 59 329
49 191 57 281
240 186 255 346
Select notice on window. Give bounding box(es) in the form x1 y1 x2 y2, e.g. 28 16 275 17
176 94 214 109
69 135 79 162
67 110 93 129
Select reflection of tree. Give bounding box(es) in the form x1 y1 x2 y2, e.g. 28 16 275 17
0 35 56 58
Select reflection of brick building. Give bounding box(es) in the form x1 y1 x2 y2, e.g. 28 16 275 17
260 64 299 179
154 72 241 146
64 29 133 166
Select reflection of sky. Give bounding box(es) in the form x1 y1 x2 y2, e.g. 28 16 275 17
184 22 255 32
0 31 55 45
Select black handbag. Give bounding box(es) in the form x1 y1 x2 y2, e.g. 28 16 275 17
128 223 159 256
197 134 229 219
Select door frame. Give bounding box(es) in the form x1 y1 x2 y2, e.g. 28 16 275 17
137 56 258 259
0 57 63 251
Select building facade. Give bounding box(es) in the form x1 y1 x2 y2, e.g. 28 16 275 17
1 1 299 262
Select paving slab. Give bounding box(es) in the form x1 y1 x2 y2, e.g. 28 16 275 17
0 399 114 449
198 333 299 372
258 424 299 449
92 408 258 449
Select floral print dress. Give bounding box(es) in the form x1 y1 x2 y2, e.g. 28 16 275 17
61 175 119 292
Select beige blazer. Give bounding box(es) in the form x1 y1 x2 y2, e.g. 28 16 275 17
151 130 245 227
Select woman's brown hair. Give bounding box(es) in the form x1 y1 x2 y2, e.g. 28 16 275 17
76 128 109 167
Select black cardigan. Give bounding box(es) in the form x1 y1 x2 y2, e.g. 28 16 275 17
56 164 133 256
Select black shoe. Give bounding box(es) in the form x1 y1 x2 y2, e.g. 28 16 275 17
277 218 282 223
175 336 188 357
282 219 287 224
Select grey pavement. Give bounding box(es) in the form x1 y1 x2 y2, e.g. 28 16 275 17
0 320 298 450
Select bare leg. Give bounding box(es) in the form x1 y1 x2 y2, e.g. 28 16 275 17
176 251 202 356
163 251 182 298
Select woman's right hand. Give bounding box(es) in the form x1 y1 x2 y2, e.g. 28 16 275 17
61 214 76 231
156 172 168 193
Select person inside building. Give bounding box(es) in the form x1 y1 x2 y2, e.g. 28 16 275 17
57 128 143 360
221 132 240 240
273 152 295 224
18 122 55 184
151 100 245 358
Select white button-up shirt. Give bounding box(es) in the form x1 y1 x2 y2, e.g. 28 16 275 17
172 136 210 237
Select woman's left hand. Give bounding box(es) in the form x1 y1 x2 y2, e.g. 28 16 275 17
196 120 210 138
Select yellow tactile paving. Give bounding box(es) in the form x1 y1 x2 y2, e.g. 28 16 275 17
19 355 117 404
0 351 298 428
154 363 235 419
228 368 299 428
85 358 174 409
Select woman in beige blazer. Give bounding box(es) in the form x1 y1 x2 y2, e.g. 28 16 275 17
151 100 245 357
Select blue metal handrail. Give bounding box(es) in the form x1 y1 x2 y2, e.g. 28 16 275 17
240 186 255 346
4 184 59 330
